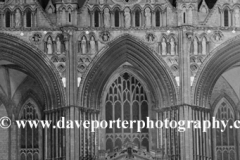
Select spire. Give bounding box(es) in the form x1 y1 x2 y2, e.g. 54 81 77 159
45 0 55 14
199 0 209 13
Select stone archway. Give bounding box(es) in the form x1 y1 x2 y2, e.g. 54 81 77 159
192 36 240 160
78 34 178 108
193 35 240 107
0 33 66 159
0 33 66 109
78 34 178 159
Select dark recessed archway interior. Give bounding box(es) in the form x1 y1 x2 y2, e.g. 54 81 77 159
0 60 44 117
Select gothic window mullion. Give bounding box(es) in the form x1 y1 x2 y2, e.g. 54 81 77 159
20 102 40 160
121 76 124 140
105 72 149 151
25 109 27 150
215 101 236 160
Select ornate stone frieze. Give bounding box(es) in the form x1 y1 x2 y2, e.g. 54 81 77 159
112 0 142 6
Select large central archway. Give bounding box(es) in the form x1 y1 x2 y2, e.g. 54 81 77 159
78 34 178 108
78 34 178 158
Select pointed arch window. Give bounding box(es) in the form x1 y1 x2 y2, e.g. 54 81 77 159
224 9 229 27
114 9 120 27
68 8 72 23
94 10 100 27
214 100 236 160
20 101 41 160
26 9 32 27
135 9 141 27
183 7 186 24
202 37 207 55
183 12 186 24
155 9 160 27
188 7 193 24
105 72 149 152
69 13 71 23
5 10 11 28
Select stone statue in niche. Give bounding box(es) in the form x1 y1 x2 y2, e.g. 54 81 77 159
170 38 175 55
104 8 110 28
47 37 53 54
90 36 96 54
56 37 61 54
145 8 151 28
234 8 240 27
161 38 167 55
124 8 131 28
64 40 68 52
15 9 21 28
81 36 87 54
188 7 193 24
202 37 207 55
193 38 198 55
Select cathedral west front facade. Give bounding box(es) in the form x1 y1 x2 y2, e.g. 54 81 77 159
0 0 240 159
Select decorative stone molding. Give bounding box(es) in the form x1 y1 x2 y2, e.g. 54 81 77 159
0 32 66 109
112 0 141 6
145 32 156 44
99 30 111 43
192 34 240 106
78 34 179 109
29 32 43 45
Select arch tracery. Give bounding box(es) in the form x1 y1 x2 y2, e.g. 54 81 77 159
0 33 66 110
78 34 178 109
103 71 150 151
193 35 240 107
212 97 237 160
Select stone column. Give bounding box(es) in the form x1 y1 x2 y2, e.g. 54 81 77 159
10 123 16 160
178 28 193 160
62 27 78 160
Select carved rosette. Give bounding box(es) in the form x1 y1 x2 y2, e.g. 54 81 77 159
30 32 43 45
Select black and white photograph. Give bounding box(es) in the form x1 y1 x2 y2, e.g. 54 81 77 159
0 0 239 160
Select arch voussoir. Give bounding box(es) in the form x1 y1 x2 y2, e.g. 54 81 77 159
193 36 240 107
78 34 178 109
0 33 66 110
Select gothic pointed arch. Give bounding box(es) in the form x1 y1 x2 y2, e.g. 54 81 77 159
211 93 238 116
78 34 178 109
18 97 43 160
193 35 240 107
212 96 238 160
0 33 66 110
15 90 44 120
101 66 152 151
